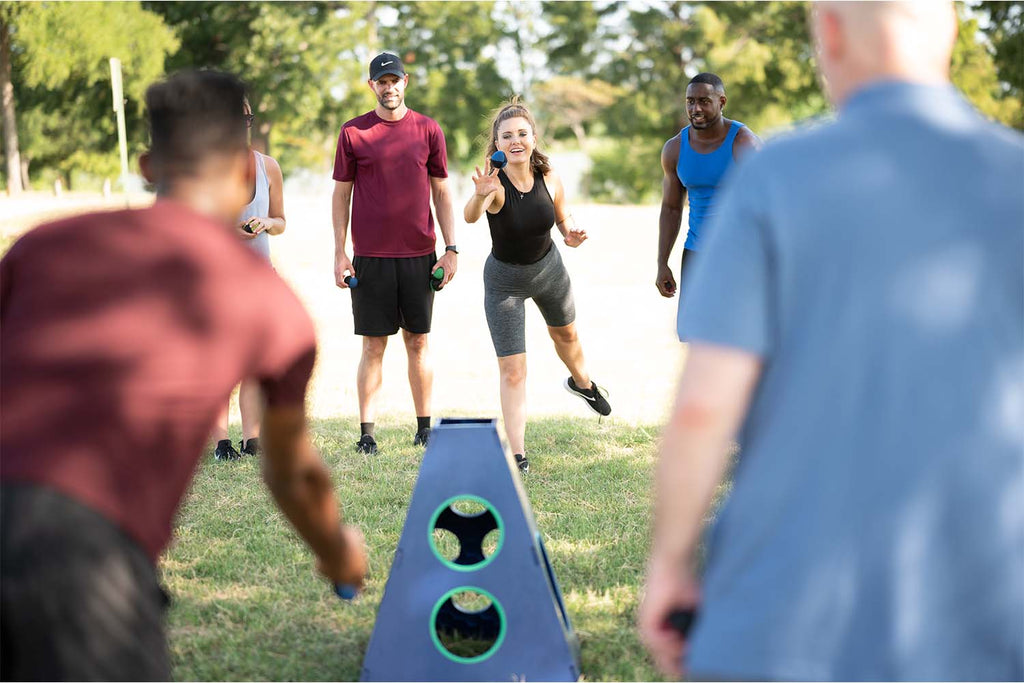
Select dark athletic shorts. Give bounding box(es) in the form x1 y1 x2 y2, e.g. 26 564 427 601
351 253 437 336
1 484 170 681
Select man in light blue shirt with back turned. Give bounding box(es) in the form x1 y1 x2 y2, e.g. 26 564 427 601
641 2 1024 680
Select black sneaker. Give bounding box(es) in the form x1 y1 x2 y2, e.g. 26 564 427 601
240 438 261 457
413 427 431 447
214 439 241 461
514 453 529 473
355 434 378 455
564 377 612 416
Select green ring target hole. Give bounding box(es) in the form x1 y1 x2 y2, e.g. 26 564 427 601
430 587 507 663
428 495 504 572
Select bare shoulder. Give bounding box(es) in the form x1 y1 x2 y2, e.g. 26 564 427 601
263 154 284 180
733 126 763 159
543 168 564 194
662 133 682 167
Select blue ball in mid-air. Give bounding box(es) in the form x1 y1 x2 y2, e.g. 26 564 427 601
490 150 507 170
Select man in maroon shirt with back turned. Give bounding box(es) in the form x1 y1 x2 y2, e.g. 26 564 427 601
0 70 367 681
332 52 457 455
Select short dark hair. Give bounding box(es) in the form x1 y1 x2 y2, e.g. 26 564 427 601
688 72 725 93
145 70 248 173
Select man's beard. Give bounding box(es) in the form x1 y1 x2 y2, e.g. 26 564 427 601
379 93 402 110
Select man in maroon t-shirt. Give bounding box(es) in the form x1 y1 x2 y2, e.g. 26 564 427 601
332 52 457 454
0 71 367 681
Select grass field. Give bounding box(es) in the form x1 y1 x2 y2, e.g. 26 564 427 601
2 189 705 680
163 414 700 681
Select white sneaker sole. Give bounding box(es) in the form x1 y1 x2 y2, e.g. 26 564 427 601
563 378 606 416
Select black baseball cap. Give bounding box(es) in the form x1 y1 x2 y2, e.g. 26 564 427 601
369 52 405 81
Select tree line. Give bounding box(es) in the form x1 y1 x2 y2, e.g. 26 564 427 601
2 1 1021 202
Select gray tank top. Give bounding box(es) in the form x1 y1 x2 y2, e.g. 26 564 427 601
239 151 271 260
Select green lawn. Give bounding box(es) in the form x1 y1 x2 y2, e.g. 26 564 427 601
163 414 685 681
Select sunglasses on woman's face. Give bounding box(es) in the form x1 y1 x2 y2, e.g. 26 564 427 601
244 114 255 128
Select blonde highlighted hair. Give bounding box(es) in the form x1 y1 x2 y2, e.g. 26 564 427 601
484 97 551 176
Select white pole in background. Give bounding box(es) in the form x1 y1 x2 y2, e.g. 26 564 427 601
109 58 129 193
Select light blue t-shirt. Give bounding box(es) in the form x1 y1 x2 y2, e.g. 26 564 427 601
678 81 1024 681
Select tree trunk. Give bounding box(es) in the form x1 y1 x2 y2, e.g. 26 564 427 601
1 16 24 195
366 1 377 53
512 3 531 97
570 121 588 153
251 122 270 155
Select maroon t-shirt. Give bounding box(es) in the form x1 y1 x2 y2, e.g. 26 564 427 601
0 200 317 561
332 109 448 257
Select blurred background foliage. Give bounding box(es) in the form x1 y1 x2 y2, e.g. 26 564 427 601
2 1 1021 201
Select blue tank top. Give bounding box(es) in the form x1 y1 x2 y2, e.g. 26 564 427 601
676 120 744 250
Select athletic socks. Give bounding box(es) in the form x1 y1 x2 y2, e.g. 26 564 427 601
416 416 431 431
360 422 375 438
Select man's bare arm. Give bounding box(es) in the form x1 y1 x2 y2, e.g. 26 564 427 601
261 403 367 589
657 136 686 297
332 181 355 288
430 176 458 286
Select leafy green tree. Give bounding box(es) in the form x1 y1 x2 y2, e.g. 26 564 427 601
540 0 621 75
564 2 825 204
532 76 621 151
952 7 1022 128
974 1 1024 128
379 1 512 167
550 1 1021 203
3 1 177 190
146 2 373 173
979 1 1023 95
1 4 24 192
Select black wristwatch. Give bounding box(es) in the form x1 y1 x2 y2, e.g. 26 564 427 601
445 245 459 254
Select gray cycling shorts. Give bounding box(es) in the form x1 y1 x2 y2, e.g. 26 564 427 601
483 245 576 357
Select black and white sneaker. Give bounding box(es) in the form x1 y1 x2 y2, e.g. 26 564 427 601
514 453 529 473
240 438 261 457
413 427 431 447
355 434 378 455
214 439 241 461
564 377 612 416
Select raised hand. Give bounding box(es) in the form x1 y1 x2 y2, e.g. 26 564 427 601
472 160 501 197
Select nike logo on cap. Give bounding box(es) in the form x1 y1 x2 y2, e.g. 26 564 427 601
381 60 394 66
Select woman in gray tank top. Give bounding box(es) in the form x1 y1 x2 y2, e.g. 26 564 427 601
212 97 288 461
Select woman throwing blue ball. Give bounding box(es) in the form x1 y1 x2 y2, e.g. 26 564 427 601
464 100 611 473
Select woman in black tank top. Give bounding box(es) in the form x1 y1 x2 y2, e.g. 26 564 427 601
486 168 556 264
464 101 611 473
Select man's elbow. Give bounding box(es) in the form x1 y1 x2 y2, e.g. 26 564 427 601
671 397 726 431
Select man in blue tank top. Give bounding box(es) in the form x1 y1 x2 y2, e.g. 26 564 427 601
656 73 760 340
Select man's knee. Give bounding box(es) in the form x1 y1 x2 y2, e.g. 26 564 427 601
403 331 429 355
362 336 388 360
